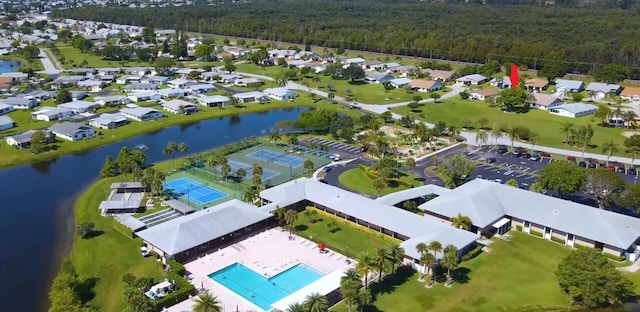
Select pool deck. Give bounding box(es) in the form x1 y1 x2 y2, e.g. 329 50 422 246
166 228 354 312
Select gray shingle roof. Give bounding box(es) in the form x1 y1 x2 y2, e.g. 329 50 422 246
419 179 640 249
114 214 147 231
49 122 92 137
555 79 584 91
136 199 272 255
585 82 621 93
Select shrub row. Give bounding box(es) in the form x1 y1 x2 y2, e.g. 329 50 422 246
529 230 543 237
573 244 626 261
168 260 185 276
515 225 523 232
461 245 483 262
153 271 196 311
308 207 401 244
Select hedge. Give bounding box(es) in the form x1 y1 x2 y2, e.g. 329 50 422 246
461 245 483 262
308 207 401 244
168 260 185 276
153 271 195 311
515 225 522 232
550 236 565 244
602 252 626 262
529 230 543 237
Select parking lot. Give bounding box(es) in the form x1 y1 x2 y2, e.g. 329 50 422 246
302 137 362 159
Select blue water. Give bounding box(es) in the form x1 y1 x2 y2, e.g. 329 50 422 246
209 263 323 310
0 60 21 73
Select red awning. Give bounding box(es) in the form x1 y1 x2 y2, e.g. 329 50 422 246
318 242 326 250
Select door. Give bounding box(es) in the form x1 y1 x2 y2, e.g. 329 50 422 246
523 221 530 233
544 227 552 239
566 234 575 247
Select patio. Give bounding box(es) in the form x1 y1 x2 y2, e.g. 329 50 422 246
166 228 354 312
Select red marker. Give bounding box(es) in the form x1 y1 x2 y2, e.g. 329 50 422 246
509 64 519 89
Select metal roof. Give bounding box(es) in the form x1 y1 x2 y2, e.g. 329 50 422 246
164 199 196 214
98 200 141 210
375 184 450 206
114 214 147 231
110 182 143 189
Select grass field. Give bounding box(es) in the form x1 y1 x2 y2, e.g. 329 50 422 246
292 209 392 257
0 99 363 169
391 96 629 156
332 231 574 312
55 43 151 68
69 175 165 312
338 167 423 195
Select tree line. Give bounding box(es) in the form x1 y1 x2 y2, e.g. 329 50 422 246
58 1 640 76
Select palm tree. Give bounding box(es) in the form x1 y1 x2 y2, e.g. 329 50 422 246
372 247 391 280
286 302 306 312
235 167 247 183
303 159 315 176
447 125 461 141
387 244 405 272
164 141 178 170
270 131 282 143
450 213 472 230
162 146 174 171
356 288 372 312
560 122 574 145
475 130 488 148
490 127 502 147
177 142 188 168
355 252 374 288
623 111 638 128
602 141 618 165
441 251 459 284
415 242 429 280
311 74 322 87
428 241 442 260
528 132 539 150
342 267 361 283
443 244 458 255
507 126 519 149
192 291 222 312
420 252 436 283
284 209 298 236
577 125 594 159
303 292 328 312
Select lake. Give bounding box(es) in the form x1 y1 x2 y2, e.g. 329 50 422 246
0 107 305 312
0 59 22 73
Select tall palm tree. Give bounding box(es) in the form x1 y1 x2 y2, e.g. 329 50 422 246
284 209 298 236
286 302 306 312
490 127 502 147
415 242 429 279
428 241 443 260
387 244 405 272
602 141 618 165
356 288 372 312
355 252 374 288
192 291 222 312
450 213 472 230
447 125 461 141
623 111 638 128
372 247 391 280
164 141 178 170
507 126 519 149
420 252 436 282
475 130 488 148
443 244 458 255
303 292 328 312
577 125 594 159
341 267 361 283
560 122 574 145
177 142 188 167
441 251 459 284
528 132 539 150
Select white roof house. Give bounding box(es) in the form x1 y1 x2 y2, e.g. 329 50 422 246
555 79 584 93
197 95 231 107
263 88 297 101
158 88 190 98
48 122 95 141
259 178 479 260
136 200 272 257
549 103 598 118
0 115 14 131
162 99 199 114
456 74 487 85
58 100 99 114
89 112 128 129
233 91 267 103
120 107 163 121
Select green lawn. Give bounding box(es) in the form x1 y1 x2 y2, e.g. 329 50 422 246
70 175 165 312
55 43 151 68
392 96 629 156
292 209 393 257
338 167 423 196
0 99 363 169
332 232 574 312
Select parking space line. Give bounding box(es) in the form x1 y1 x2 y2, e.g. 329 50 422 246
504 170 513 175
500 162 509 166
530 170 538 174
517 173 527 177
525 176 535 180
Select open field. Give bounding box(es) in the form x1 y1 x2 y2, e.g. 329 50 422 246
0 99 364 169
331 232 574 312
338 167 423 195
391 96 629 156
55 43 151 68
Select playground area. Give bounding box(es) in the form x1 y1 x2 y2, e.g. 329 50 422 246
362 125 454 158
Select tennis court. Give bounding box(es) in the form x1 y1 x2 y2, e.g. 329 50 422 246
224 160 280 181
165 177 228 206
246 149 304 168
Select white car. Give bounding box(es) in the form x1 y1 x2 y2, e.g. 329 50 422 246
140 246 150 257
332 154 341 161
494 179 502 183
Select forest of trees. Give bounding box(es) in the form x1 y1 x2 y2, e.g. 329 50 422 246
58 1 640 75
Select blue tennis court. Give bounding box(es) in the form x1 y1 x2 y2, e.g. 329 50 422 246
222 160 280 181
164 177 227 205
246 149 304 168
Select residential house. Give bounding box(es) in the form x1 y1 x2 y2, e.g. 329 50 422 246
187 84 215 95
58 100 99 114
124 83 158 92
31 107 74 122
120 107 164 121
49 122 95 141
389 78 412 89
77 80 107 92
123 67 151 76
89 112 128 129
0 77 14 90
0 115 14 131
549 103 597 118
6 129 52 149
424 69 456 82
585 82 621 100
364 72 394 84
158 88 190 98
197 95 231 107
409 79 442 92
23 91 55 102
97 68 122 75
2 97 37 109
344 57 366 66
175 68 203 78
0 72 28 82
98 75 115 82
234 91 268 104
128 91 161 103
95 95 130 106
116 75 143 85
456 74 487 85
527 93 564 110
389 65 416 77
201 71 223 81
621 87 640 101
525 78 549 93
469 89 499 101
219 74 243 83
52 75 88 87
142 76 169 85
554 79 584 94
67 68 96 76
234 78 263 87
0 103 14 115
162 99 199 114
263 88 297 101
287 60 307 68
70 91 89 101
489 76 512 89
361 60 383 71
168 79 196 89
383 62 402 70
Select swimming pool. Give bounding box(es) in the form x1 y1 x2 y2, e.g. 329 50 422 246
208 263 323 310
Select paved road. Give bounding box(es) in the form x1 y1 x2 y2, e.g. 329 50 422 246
37 48 62 75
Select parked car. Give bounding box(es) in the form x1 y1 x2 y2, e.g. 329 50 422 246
497 145 508 154
578 160 587 168
539 152 551 158
511 151 522 157
529 155 541 161
587 159 598 168
616 166 626 174
627 167 637 175
321 166 332 173
567 156 577 163
494 178 502 183
331 154 341 161
521 152 532 159
487 157 497 163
